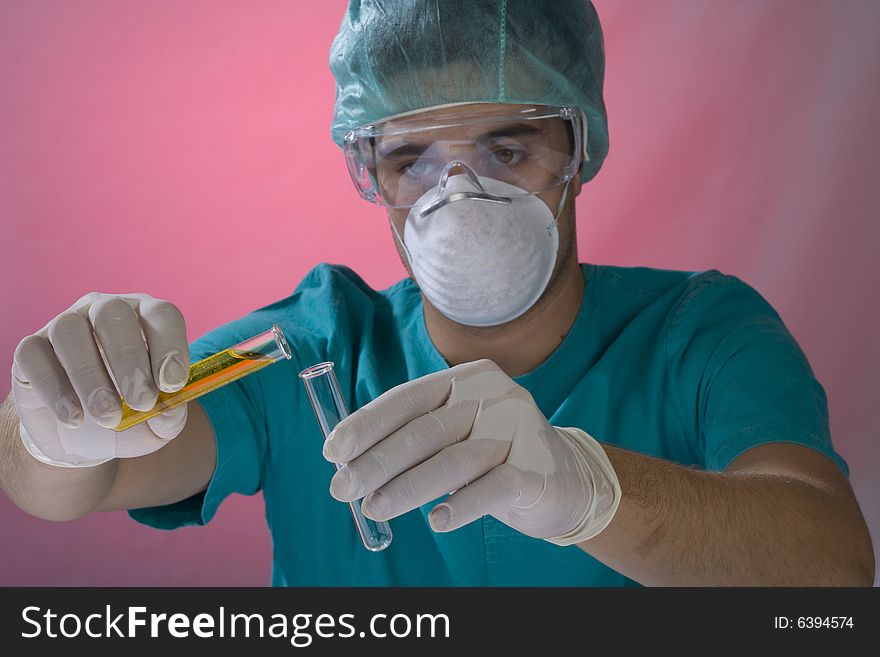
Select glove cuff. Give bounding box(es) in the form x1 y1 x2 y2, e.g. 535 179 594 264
19 422 112 468
545 426 621 546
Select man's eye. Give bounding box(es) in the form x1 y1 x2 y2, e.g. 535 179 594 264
399 159 432 176
494 149 515 165
490 147 525 166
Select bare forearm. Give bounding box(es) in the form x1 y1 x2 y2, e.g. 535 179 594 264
581 445 874 586
0 393 117 521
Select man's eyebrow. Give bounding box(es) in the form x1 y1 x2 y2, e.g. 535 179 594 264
377 142 429 159
482 123 544 141
377 123 544 159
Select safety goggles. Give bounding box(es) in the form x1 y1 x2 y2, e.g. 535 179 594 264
343 104 586 209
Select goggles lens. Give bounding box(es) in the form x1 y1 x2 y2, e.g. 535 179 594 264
344 105 584 208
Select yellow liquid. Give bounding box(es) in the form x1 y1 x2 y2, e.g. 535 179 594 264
114 348 274 431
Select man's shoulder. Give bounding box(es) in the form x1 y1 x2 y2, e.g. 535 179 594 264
665 269 780 332
587 262 695 300
588 263 769 313
253 263 417 317
192 265 416 355
295 263 412 298
586 264 783 347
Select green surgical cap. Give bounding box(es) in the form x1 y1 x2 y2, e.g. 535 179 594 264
329 0 609 183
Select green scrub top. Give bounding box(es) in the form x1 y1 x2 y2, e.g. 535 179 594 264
129 263 846 586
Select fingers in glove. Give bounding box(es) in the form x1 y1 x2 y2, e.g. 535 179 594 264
138 296 190 393
330 400 477 502
88 296 158 412
13 335 84 428
360 436 509 522
324 360 493 463
47 311 122 428
428 463 526 532
324 371 454 463
145 404 188 441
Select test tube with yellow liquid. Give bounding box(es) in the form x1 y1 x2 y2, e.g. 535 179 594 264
113 324 291 431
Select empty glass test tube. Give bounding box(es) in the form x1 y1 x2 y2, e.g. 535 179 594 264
113 324 292 431
299 361 393 552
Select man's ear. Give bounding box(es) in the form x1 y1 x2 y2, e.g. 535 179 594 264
572 165 584 198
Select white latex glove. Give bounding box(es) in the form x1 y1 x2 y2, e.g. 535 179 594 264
11 292 190 467
324 359 621 545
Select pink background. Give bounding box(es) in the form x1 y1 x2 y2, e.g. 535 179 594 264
1 1 877 585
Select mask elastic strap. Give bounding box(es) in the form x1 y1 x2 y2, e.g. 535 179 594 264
390 218 415 265
547 179 571 235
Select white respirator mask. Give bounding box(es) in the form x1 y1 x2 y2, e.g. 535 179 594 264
393 167 568 327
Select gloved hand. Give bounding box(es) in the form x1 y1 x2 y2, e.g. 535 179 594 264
324 359 621 545
11 292 190 467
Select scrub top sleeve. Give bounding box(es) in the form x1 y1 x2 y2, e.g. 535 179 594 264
666 272 848 475
127 337 269 530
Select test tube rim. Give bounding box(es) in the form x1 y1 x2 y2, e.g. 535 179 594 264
272 324 293 360
299 361 336 380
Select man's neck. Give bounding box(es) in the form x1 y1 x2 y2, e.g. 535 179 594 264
423 255 585 377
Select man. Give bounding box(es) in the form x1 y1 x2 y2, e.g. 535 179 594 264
1 1 873 586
